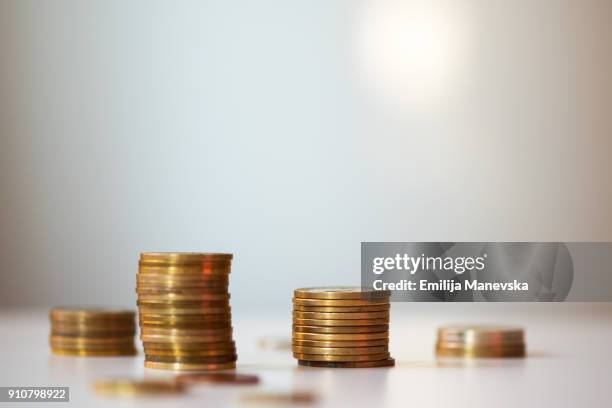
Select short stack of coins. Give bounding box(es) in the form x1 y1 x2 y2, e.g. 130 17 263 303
292 287 394 368
436 325 526 358
136 252 236 370
50 308 136 356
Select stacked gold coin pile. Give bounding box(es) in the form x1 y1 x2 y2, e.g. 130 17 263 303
136 252 236 370
292 287 394 368
436 325 526 358
50 308 136 356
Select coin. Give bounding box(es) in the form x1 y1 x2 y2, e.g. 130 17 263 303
292 339 388 348
143 341 235 350
139 327 233 337
140 334 233 343
138 308 231 317
240 391 317 404
144 348 236 357
297 358 395 368
293 298 388 307
437 325 524 344
138 293 230 302
140 252 233 263
50 307 135 321
176 373 259 385
436 345 526 358
293 318 389 327
292 304 390 313
292 352 389 362
293 325 389 334
293 311 389 320
51 348 137 356
293 332 389 341
294 287 390 300
144 361 236 371
93 379 184 396
136 288 228 296
145 354 237 364
292 346 388 355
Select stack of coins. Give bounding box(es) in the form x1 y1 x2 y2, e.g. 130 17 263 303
136 252 236 370
436 325 526 358
292 287 394 368
50 308 136 356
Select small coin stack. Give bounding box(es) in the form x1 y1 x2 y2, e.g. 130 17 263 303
436 325 526 358
292 287 394 368
136 252 236 371
50 308 136 356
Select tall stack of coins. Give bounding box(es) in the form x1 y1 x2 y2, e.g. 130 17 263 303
50 308 136 356
436 325 526 358
136 253 236 370
292 287 394 368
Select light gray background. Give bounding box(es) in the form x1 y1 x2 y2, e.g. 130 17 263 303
1 0 611 313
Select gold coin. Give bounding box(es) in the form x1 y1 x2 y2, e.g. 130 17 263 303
293 311 389 320
297 358 395 368
436 345 526 358
51 324 135 337
293 304 390 313
294 287 390 300
50 335 135 345
140 334 233 343
51 348 137 356
143 341 234 351
139 318 231 328
292 346 388 355
138 306 231 315
240 391 316 404
293 324 388 334
144 348 236 357
292 352 389 362
144 360 236 371
293 332 388 341
93 379 184 397
176 373 259 385
137 273 229 283
138 264 231 275
293 318 389 327
437 325 524 344
50 307 135 321
140 252 233 263
136 287 228 296
139 327 232 337
136 282 229 291
145 354 237 364
137 293 230 302
293 298 388 307
292 339 388 348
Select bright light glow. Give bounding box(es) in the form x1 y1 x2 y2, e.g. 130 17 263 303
356 0 472 114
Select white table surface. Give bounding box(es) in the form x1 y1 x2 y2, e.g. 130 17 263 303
0 303 610 408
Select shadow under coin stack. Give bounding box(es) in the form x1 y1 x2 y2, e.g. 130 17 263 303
292 287 394 368
50 308 136 356
436 325 526 358
136 253 236 370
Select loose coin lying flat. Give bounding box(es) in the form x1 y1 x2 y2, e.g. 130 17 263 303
176 373 259 385
93 379 184 397
240 391 317 404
